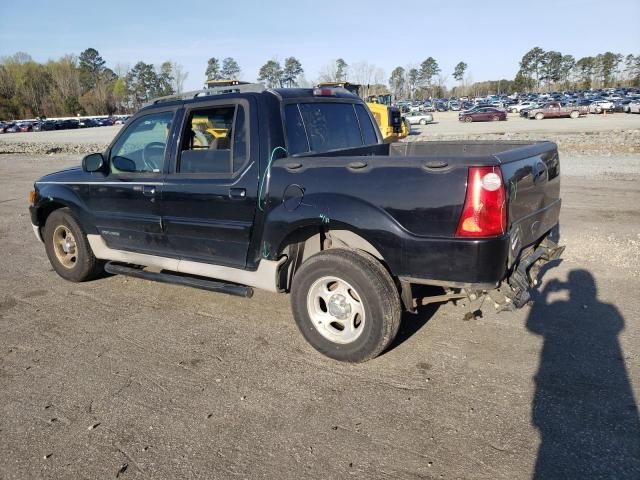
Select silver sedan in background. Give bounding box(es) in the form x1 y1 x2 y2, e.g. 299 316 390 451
403 111 434 125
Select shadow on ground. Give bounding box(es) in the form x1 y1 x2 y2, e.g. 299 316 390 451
527 269 640 479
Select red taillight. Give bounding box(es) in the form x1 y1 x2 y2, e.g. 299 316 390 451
456 166 506 238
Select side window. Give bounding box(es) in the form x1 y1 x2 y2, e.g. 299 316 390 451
297 103 362 153
178 105 246 174
354 104 378 145
284 104 310 155
110 111 173 174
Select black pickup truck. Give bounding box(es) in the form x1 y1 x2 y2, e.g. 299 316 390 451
29 86 563 362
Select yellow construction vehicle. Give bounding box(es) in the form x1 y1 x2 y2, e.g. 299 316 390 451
317 82 409 142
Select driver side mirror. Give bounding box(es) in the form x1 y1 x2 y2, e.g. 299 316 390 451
82 153 105 173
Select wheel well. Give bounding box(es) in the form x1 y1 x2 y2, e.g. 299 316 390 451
37 201 67 227
277 227 388 292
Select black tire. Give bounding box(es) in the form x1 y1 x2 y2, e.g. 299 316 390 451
43 208 103 282
291 249 401 363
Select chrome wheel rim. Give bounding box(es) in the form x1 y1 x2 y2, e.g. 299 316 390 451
307 276 365 344
52 225 77 269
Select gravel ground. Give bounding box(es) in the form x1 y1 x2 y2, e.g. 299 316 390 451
1 131 639 478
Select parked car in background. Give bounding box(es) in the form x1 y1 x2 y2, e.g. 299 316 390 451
629 101 640 114
4 123 21 133
527 102 588 120
509 101 537 113
79 118 98 128
459 107 506 122
435 102 448 112
403 111 434 125
589 100 614 113
60 119 79 129
449 101 461 111
19 122 33 132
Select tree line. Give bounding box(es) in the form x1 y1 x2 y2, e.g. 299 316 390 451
0 48 187 119
1 47 639 119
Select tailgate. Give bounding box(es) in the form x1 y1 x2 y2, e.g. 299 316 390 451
496 142 561 268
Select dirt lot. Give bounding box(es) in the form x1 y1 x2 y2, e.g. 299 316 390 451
1 122 639 478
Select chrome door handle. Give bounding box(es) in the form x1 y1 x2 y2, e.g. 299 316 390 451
142 185 156 196
229 188 246 199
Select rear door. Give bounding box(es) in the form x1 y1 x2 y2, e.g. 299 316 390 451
160 98 257 267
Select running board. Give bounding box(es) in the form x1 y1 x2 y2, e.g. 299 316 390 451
104 262 253 298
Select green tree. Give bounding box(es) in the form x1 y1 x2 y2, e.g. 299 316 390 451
78 48 106 91
205 57 221 81
220 57 241 79
257 60 283 88
520 47 546 91
598 51 621 86
155 61 175 97
418 57 440 95
113 77 128 113
127 61 158 109
407 68 419 99
335 58 348 82
453 61 467 82
541 51 563 88
560 55 575 88
388 66 405 99
282 57 303 87
575 57 595 89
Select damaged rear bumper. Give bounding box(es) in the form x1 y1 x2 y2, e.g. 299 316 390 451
489 232 565 310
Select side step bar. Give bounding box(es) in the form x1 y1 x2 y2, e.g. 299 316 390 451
104 262 254 298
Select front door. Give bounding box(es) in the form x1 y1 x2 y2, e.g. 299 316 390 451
86 109 176 255
160 99 258 268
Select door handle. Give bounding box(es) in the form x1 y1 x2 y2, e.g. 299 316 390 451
142 185 156 197
229 188 246 200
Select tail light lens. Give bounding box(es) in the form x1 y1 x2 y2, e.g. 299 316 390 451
456 166 506 237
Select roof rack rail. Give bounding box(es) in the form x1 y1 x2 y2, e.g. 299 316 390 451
148 83 266 106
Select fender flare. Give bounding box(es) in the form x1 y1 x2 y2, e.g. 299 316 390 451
260 193 407 273
33 184 98 235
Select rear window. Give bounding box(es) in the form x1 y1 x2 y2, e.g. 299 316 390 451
284 102 377 155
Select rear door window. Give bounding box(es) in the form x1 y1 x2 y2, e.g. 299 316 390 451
285 102 377 155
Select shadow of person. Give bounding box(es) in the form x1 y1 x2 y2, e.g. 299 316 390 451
527 269 640 479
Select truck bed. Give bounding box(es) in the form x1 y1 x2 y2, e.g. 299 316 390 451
271 140 561 286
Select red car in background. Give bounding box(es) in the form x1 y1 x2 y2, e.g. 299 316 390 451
459 107 507 122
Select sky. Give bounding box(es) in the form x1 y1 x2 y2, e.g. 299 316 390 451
1 0 639 90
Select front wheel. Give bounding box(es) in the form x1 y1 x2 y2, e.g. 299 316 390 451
43 208 103 282
291 249 401 362
535 112 545 120
419 119 427 125
464 116 473 123
570 110 579 119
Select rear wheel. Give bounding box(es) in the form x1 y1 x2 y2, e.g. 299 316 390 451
595 106 602 114
570 110 579 119
43 208 103 282
491 115 500 121
535 112 545 120
291 249 401 362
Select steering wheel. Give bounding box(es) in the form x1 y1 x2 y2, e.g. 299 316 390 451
142 142 165 172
